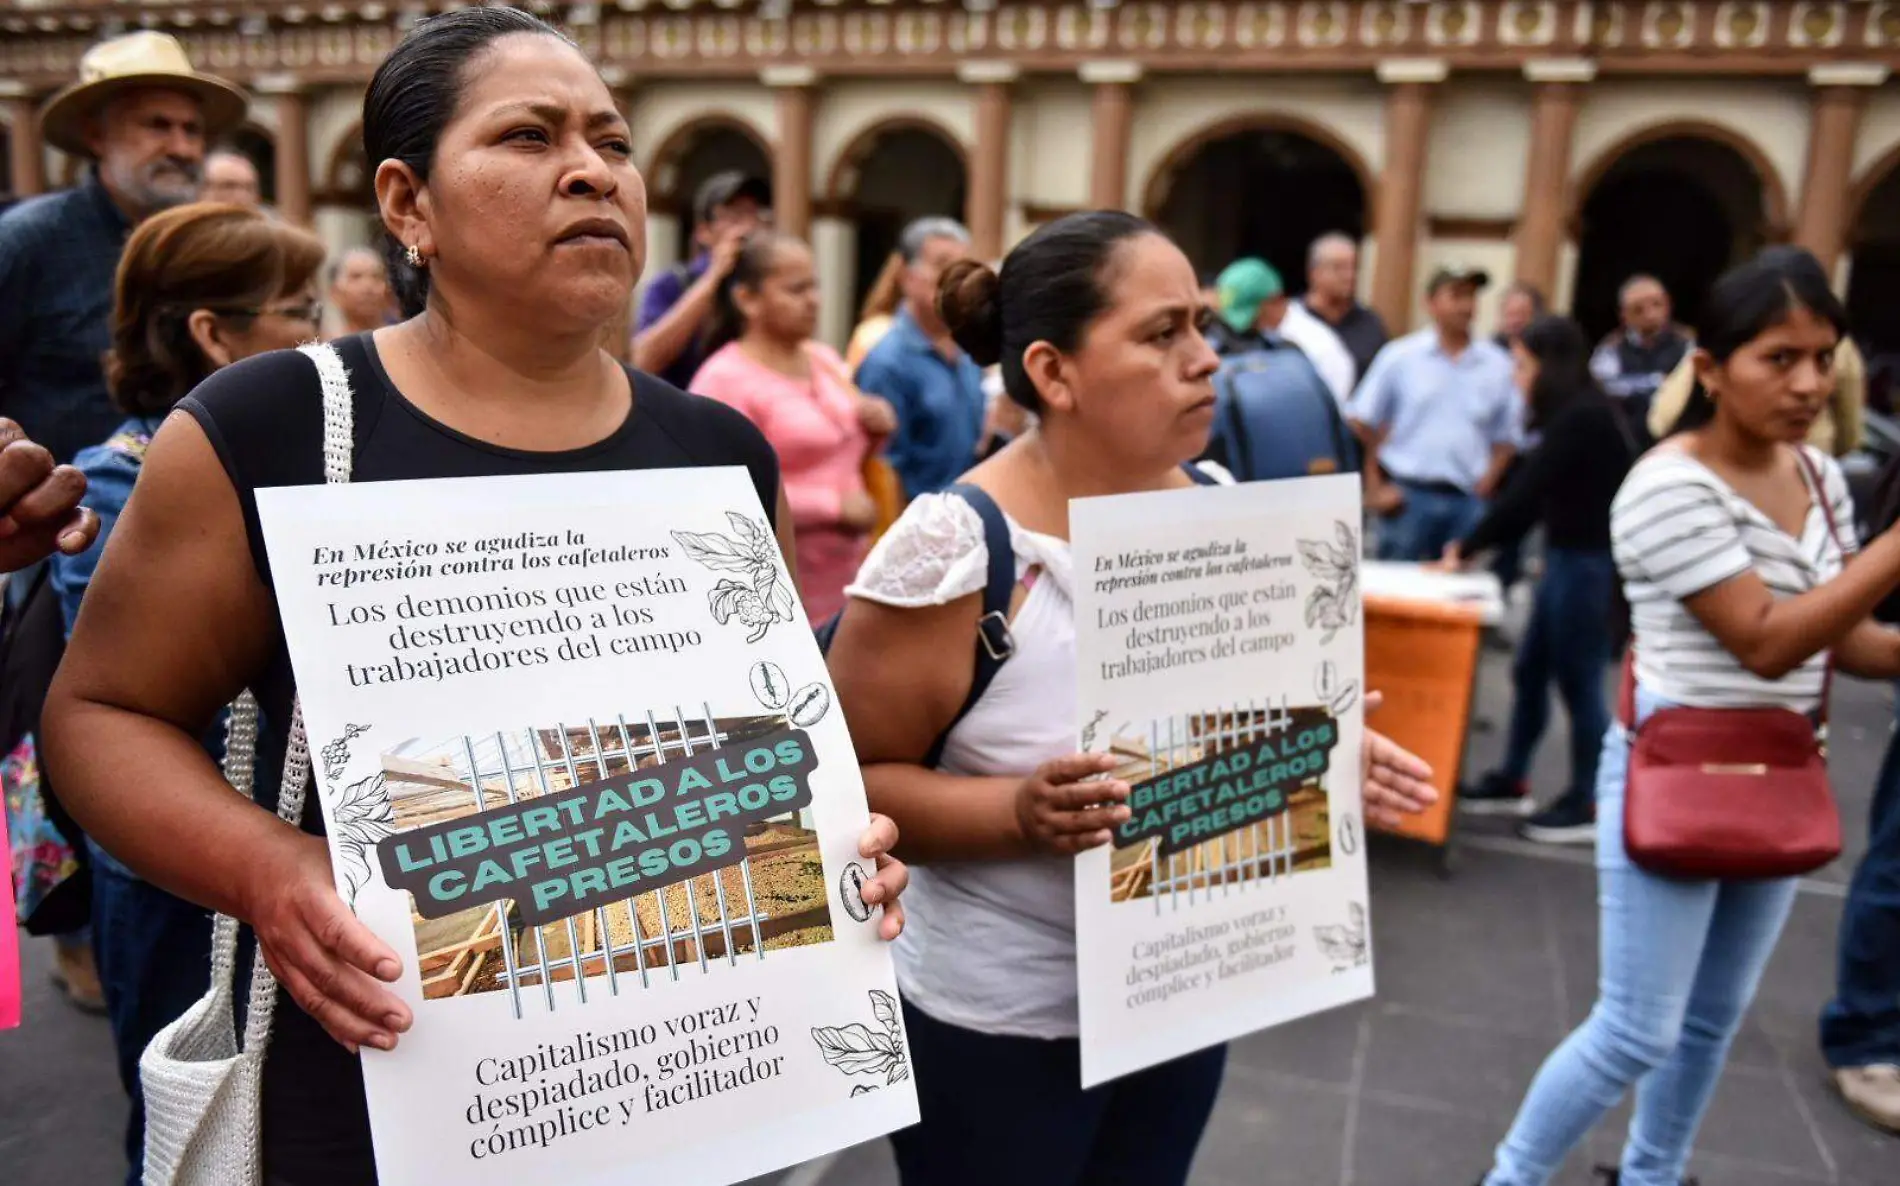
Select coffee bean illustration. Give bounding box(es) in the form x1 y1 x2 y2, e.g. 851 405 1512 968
749 661 790 710
839 862 872 922
789 682 831 727
1329 680 1360 717
1314 659 1340 702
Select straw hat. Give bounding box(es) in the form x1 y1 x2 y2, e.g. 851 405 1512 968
39 31 249 157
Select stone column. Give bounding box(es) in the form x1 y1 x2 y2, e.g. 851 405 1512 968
1082 61 1141 211
257 77 311 227
0 88 45 198
1512 60 1593 299
1793 65 1889 271
1369 59 1445 333
764 66 817 242
959 61 1018 261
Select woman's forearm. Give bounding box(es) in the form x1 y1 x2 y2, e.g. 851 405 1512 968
44 694 309 922
862 762 1032 863
1715 532 1900 679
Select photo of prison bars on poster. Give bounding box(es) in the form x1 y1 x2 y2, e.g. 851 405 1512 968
1104 699 1339 907
374 708 832 1013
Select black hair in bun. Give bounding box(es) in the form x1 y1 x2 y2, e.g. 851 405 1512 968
937 259 1003 368
942 210 1158 412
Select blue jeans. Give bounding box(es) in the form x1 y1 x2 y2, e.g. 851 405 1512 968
889 999 1226 1186
1819 692 1900 1068
90 841 214 1186
1486 691 1801 1186
1377 482 1486 562
1499 547 1616 805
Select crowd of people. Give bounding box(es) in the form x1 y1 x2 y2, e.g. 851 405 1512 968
0 9 1895 1186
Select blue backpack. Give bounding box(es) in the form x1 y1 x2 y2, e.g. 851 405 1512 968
1209 346 1361 482
814 469 1216 766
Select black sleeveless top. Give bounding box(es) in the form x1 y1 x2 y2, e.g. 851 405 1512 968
179 332 780 1183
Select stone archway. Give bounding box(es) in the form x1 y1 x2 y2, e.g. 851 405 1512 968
824 117 968 313
1848 146 1900 390
644 116 772 256
1569 122 1789 343
1143 114 1374 291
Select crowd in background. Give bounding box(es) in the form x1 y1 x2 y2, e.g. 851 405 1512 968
0 14 1896 1186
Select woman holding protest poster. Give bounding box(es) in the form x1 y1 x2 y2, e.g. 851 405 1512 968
42 10 910 1184
825 210 1439 1186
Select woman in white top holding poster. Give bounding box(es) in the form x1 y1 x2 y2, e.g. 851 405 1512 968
1481 257 1900 1185
827 210 1438 1186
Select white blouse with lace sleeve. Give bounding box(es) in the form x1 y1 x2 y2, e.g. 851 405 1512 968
845 490 1071 608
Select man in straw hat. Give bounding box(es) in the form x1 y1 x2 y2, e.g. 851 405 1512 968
0 31 248 470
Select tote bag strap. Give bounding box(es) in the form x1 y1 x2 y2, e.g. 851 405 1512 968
207 341 357 1054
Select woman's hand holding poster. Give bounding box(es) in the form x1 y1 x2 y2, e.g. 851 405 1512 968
1070 474 1371 1087
257 467 916 1186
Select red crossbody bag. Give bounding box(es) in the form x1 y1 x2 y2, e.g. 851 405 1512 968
1617 448 1844 880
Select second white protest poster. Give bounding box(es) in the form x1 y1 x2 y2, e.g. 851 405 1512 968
258 468 916 1186
1070 474 1372 1087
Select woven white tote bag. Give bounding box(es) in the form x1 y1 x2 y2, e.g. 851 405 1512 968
139 341 355 1186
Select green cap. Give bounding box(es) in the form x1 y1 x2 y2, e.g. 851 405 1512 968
1216 258 1285 334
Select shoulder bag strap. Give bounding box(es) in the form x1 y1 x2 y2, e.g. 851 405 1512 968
1793 445 1842 731
217 342 357 1055
921 483 1016 769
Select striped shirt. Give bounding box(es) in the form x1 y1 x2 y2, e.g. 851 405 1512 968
1612 445 1855 713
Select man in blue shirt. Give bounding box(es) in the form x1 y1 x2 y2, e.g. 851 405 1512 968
633 170 772 389
0 31 246 466
854 217 987 499
1349 264 1523 561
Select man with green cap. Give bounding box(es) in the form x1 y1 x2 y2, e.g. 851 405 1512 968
1210 258 1356 404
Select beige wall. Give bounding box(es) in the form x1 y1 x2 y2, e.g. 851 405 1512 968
1424 78 1531 220
1014 77 1094 211
631 82 775 187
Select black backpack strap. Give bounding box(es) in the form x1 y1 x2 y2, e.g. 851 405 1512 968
922 483 1016 769
1215 367 1255 482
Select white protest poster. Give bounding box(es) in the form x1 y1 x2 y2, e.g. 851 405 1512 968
1070 474 1371 1087
256 467 917 1186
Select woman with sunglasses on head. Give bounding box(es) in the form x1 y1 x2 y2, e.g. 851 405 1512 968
1479 256 1900 1186
826 210 1438 1186
40 11 910 1182
38 200 324 1185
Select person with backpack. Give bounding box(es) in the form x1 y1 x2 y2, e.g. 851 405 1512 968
826 211 1438 1186
1478 254 1900 1186
1439 316 1635 845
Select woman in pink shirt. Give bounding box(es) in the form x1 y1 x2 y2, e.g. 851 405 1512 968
691 232 896 619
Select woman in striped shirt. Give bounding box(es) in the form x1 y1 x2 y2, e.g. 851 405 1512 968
1480 257 1900 1185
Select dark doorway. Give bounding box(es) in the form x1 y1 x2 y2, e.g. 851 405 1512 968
1850 164 1900 413
223 125 278 205
0 122 12 205
845 127 967 314
1152 127 1366 292
1572 137 1767 344
668 125 771 259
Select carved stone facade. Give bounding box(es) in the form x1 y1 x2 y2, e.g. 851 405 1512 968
2 0 1898 340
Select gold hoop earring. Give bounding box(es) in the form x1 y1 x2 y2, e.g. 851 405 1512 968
405 244 423 268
